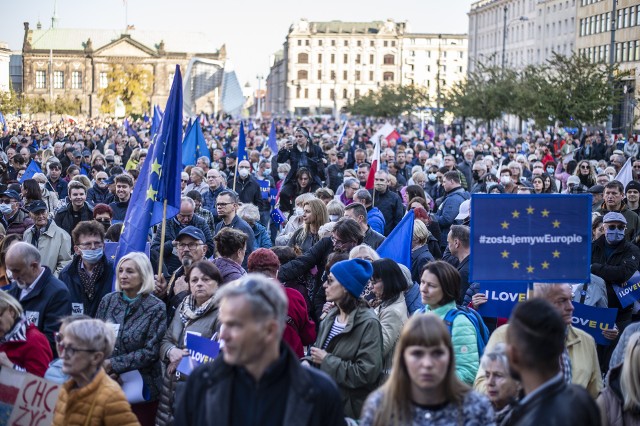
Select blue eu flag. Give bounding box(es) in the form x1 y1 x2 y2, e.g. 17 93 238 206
470 194 592 283
237 121 247 161
377 210 414 269
182 119 209 167
267 120 278 155
115 65 183 273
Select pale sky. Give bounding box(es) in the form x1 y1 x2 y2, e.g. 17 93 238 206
1 0 472 87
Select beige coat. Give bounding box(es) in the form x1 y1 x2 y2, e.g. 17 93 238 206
23 220 72 276
374 293 408 379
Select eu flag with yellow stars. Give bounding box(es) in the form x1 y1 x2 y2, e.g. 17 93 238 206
469 194 592 283
115 64 183 275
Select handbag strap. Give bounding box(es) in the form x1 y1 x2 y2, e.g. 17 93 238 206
83 391 99 426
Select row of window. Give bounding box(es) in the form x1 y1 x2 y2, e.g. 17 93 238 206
295 87 363 100
296 39 397 48
295 70 396 82
35 70 110 90
580 0 602 6
297 52 396 65
580 6 640 37
578 40 640 63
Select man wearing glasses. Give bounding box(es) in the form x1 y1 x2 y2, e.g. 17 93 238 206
23 200 72 276
592 212 640 334
86 171 114 206
214 190 255 266
151 197 215 276
59 220 113 318
154 226 207 323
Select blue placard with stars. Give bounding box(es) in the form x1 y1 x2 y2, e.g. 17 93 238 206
469 194 592 283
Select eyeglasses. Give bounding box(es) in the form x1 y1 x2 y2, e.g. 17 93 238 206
580 165 590 170
0 199 13 204
173 242 204 251
58 342 98 358
76 241 104 249
207 175 220 180
96 177 107 181
331 236 345 246
606 224 625 231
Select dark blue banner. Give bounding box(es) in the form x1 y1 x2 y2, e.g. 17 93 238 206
571 302 617 346
476 282 528 318
612 271 640 308
177 332 220 375
258 179 270 199
470 194 591 283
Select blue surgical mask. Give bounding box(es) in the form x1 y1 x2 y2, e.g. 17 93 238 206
546 167 555 174
264 168 272 176
0 203 12 215
605 229 625 244
428 173 437 181
81 248 103 263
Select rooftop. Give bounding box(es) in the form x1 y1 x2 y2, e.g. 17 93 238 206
25 26 220 53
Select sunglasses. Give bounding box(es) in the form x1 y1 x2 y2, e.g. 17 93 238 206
606 224 625 231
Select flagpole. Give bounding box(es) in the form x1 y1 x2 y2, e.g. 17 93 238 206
156 200 168 277
233 158 238 192
372 188 376 208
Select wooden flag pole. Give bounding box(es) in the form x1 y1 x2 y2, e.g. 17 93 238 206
156 200 168 277
232 157 239 192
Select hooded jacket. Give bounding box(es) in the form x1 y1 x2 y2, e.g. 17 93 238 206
314 305 383 419
23 220 72 276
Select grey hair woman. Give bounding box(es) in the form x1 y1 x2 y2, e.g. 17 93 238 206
52 319 139 426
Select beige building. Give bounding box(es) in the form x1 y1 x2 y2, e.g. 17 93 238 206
0 42 10 92
468 0 576 71
576 0 639 134
266 19 467 116
21 22 225 117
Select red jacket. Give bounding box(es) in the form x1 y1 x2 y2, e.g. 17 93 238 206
0 323 53 377
282 287 316 357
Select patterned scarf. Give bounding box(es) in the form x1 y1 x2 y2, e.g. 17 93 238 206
179 294 216 325
77 258 104 302
0 315 28 344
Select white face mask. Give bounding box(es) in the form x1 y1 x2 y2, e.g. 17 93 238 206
500 176 511 185
294 207 304 216
238 168 250 178
329 214 339 222
278 173 287 180
39 183 46 191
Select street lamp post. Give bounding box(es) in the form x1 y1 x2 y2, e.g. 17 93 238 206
256 74 263 120
502 8 529 71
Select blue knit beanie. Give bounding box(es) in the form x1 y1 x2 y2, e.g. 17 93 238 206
330 258 373 298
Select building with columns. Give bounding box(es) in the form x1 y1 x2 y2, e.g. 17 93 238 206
20 22 225 117
266 19 467 117
467 0 577 71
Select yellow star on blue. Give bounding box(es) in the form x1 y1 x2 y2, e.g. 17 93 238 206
151 159 162 176
146 185 158 201
501 250 509 258
501 221 509 229
512 261 520 269
527 265 535 273
552 220 560 228
512 210 520 218
526 206 534 214
541 209 550 217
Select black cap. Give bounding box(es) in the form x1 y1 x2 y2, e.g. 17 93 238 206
73 150 82 158
626 180 640 193
176 226 205 242
1 189 21 200
26 200 47 213
336 152 346 159
588 184 604 194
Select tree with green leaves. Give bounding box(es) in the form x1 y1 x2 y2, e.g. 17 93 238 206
98 64 153 116
444 63 514 132
346 84 429 117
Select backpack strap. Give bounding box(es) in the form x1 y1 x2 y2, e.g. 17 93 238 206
579 282 589 304
443 308 459 335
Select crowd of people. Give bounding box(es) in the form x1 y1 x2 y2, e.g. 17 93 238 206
0 114 638 425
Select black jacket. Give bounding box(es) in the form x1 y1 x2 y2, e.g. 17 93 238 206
503 375 601 426
591 235 640 321
363 227 385 250
277 144 326 186
152 215 215 275
53 202 93 236
227 175 265 211
370 189 404 236
411 244 435 283
174 344 345 426
326 163 346 193
8 267 71 354
87 184 114 206
48 177 68 199
108 199 130 222
58 255 114 318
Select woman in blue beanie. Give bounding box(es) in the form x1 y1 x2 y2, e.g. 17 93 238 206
309 258 383 419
